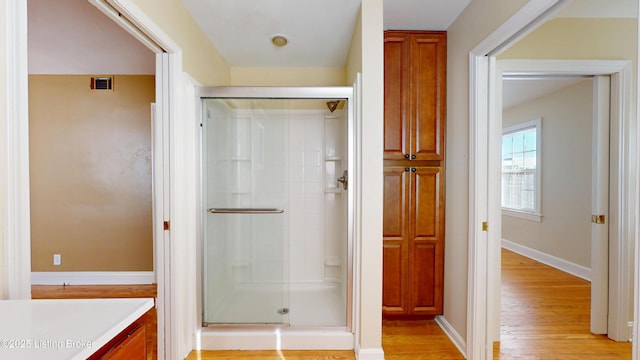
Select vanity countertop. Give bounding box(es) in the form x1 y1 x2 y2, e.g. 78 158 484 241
0 298 154 360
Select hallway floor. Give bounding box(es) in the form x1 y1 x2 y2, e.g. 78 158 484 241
495 248 631 359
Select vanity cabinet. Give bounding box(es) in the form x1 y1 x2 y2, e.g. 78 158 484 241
88 313 148 360
383 30 446 317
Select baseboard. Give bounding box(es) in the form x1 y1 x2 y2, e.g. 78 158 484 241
435 315 467 358
355 347 385 359
501 239 591 281
31 271 154 285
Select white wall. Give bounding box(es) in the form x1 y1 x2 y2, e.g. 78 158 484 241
356 0 384 354
444 0 529 341
28 0 154 75
0 0 8 300
288 109 347 284
502 79 593 268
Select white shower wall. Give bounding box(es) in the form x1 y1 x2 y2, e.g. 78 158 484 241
287 108 347 284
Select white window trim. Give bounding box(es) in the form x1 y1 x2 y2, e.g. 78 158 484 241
501 117 542 221
502 208 543 222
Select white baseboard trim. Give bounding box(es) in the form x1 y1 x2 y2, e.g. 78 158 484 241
435 315 466 358
31 271 155 285
198 329 354 350
502 239 591 281
355 347 385 360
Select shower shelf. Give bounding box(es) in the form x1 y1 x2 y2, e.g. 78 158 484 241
324 156 341 161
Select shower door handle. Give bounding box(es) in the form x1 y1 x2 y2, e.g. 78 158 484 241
337 170 348 190
208 208 284 214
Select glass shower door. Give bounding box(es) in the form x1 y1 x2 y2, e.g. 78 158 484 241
202 98 289 325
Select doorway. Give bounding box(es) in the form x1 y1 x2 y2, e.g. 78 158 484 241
7 0 183 358
491 59 633 345
466 1 638 358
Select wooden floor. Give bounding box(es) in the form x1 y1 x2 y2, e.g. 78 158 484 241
188 249 632 359
30 250 631 359
496 249 631 359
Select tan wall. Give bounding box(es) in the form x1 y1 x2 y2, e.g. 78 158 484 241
502 80 593 267
500 18 637 61
230 67 347 86
130 0 231 85
445 0 529 341
346 7 363 85
499 17 638 135
29 75 155 271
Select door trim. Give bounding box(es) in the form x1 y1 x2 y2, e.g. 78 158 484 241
591 75 611 335
3 0 31 300
466 2 567 358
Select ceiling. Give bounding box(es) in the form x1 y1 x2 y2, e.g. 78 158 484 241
180 0 472 68
178 0 634 109
179 0 635 69
180 0 361 68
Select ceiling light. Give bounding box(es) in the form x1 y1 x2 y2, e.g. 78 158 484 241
271 35 288 47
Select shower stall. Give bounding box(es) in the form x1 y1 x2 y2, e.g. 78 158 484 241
198 87 354 350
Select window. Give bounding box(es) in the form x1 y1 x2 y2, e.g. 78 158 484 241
502 118 542 222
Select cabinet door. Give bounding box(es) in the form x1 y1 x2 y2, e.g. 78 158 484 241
98 323 146 360
409 167 444 315
410 33 446 161
382 166 409 315
383 34 410 160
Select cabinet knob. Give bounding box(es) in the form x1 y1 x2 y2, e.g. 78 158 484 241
404 154 410 159
411 154 416 159
411 168 417 172
405 167 410 172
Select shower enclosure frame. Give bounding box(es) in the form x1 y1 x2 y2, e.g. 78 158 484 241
197 86 356 335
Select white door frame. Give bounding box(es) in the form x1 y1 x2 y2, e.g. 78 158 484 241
6 0 185 359
467 0 638 359
591 74 611 335
90 1 191 358
3 0 31 300
466 2 564 358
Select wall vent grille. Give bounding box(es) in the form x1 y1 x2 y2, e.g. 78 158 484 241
90 77 113 91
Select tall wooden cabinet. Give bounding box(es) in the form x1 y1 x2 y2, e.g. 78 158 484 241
383 31 446 317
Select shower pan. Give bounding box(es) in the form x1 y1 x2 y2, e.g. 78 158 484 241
198 87 355 350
